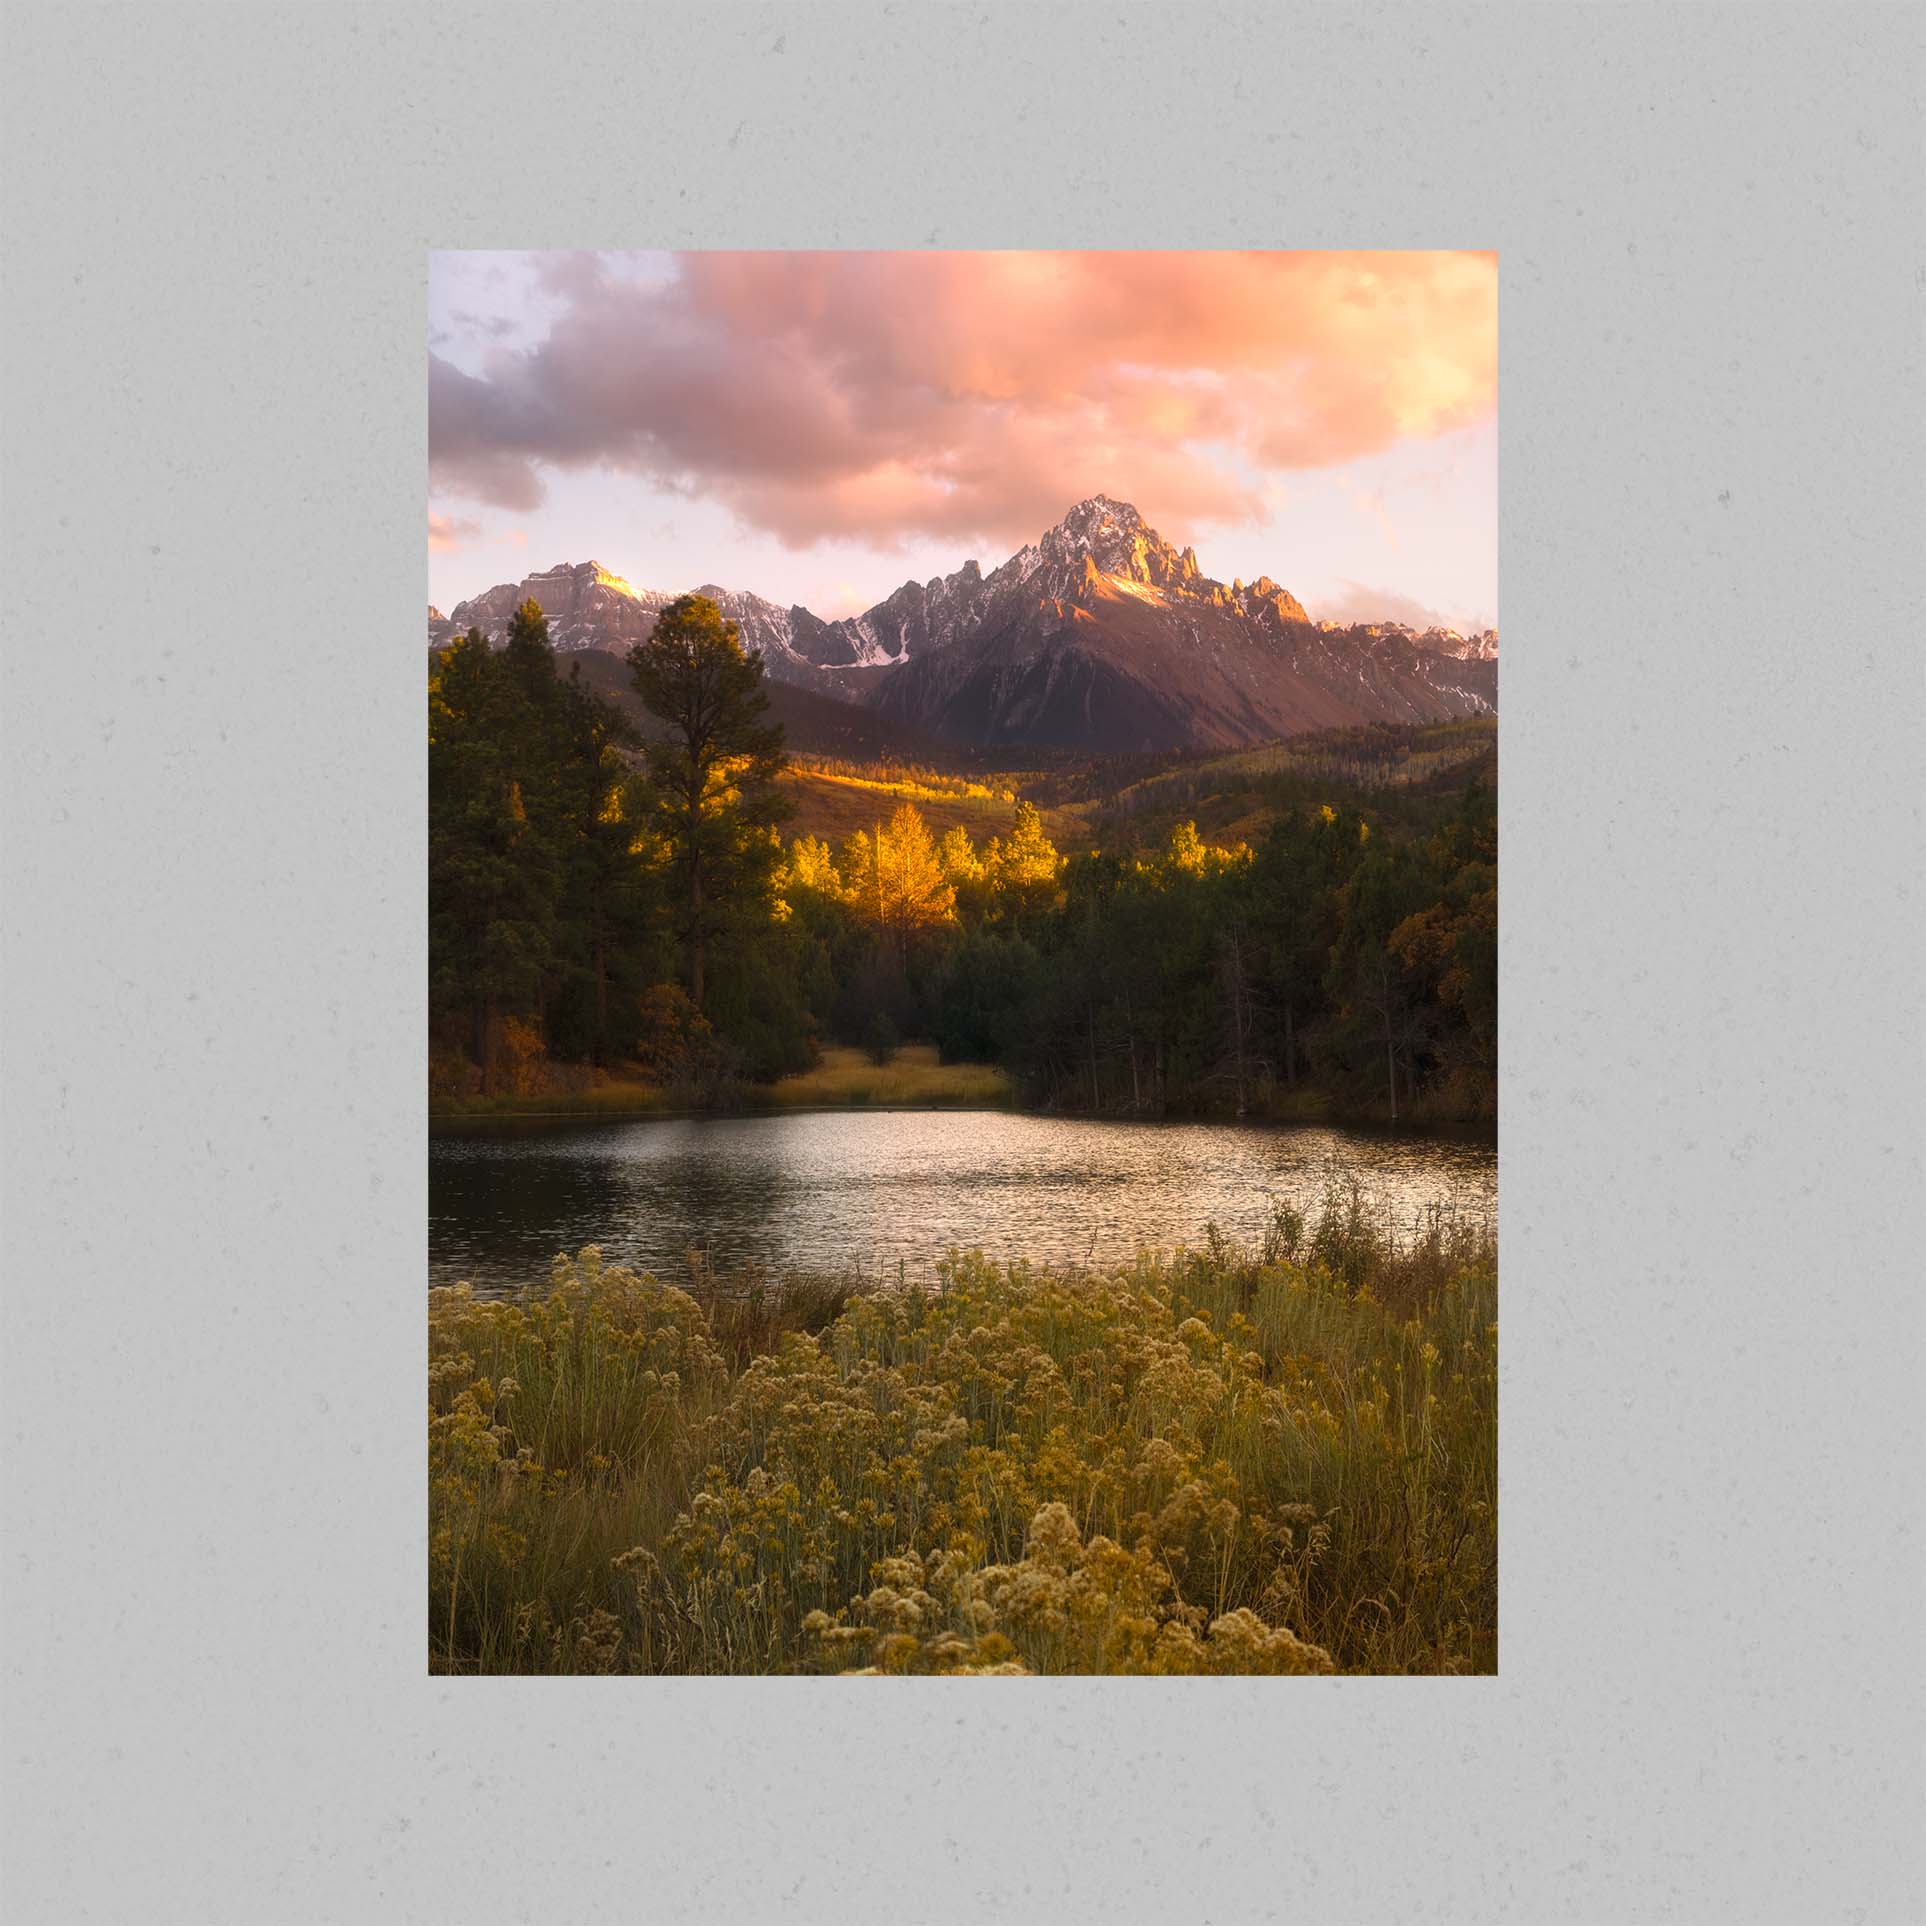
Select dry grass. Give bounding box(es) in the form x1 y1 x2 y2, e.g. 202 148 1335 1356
776 768 1087 853
759 1044 1013 1109
430 1045 1013 1121
777 768 1019 845
430 1076 675 1121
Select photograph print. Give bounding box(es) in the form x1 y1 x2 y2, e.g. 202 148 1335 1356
428 249 1498 1676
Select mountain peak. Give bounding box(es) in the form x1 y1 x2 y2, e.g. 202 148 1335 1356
1037 495 1198 590
522 558 642 600
1051 494 1148 543
1062 491 1142 521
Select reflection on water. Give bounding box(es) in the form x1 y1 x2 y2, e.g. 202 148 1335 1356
430 1108 1495 1296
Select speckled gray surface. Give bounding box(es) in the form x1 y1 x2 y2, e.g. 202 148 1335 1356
3 4 1921 1921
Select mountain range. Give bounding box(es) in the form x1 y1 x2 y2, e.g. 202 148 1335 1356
428 496 1496 754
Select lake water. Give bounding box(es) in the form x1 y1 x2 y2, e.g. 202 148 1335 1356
430 1108 1496 1296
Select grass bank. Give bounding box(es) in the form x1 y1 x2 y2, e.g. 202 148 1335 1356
430 1044 1013 1122
430 1188 1496 1676
755 1043 1013 1109
430 1078 676 1121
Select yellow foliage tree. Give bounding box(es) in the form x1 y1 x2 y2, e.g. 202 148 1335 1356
985 799 1062 923
937 825 987 917
1159 819 1250 879
848 804 957 960
779 833 845 902
937 825 984 888
1166 819 1210 874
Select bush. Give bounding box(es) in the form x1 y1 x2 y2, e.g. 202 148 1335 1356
863 1010 900 1066
634 983 735 1104
429 1207 1497 1676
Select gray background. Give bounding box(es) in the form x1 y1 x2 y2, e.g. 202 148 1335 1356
3 3 1920 1920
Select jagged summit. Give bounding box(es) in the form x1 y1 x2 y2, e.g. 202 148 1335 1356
994 497 1314 628
1055 493 1146 540
1022 495 1203 593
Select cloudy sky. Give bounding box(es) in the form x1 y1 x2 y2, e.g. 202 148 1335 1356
428 250 1496 632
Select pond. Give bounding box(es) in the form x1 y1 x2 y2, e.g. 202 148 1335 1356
430 1108 1496 1296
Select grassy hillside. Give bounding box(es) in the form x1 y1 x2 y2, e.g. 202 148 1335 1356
778 765 1022 846
1044 716 1497 849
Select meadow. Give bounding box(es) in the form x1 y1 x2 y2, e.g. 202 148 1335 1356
755 1043 1013 1108
431 1043 1012 1118
778 764 1037 848
429 1186 1496 1676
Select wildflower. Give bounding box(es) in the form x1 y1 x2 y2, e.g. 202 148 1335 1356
429 1230 1496 1677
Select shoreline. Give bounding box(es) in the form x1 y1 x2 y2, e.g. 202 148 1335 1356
430 1093 1495 1140
430 1043 1493 1135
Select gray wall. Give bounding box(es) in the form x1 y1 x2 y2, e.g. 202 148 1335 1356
2 4 1919 1920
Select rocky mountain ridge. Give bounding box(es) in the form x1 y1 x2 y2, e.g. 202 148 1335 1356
429 496 1496 752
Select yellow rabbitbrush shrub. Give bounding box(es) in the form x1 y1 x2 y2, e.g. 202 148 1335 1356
429 1249 727 1673
429 1218 1496 1676
801 1507 1333 1676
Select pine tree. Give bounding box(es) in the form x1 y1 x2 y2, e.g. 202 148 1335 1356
428 626 561 1089
626 594 789 1009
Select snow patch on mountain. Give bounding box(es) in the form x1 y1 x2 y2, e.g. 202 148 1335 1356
429 496 1496 743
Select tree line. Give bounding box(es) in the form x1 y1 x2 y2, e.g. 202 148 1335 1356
430 595 1495 1119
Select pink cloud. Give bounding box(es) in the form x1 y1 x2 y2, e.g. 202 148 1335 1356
427 510 526 555
1314 580 1468 631
427 509 482 553
430 251 1495 552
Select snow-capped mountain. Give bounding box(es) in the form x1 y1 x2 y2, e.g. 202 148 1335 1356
429 497 1496 753
1315 617 1499 664
430 564 905 676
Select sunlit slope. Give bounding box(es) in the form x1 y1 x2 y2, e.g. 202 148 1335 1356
1045 716 1497 847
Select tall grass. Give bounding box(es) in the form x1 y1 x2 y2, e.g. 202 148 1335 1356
430 1077 677 1120
759 1044 1013 1109
429 1185 1496 1675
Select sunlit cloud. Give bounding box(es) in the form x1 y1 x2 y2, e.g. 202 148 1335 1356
429 251 1497 555
428 510 528 557
427 509 482 553
1314 579 1476 632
